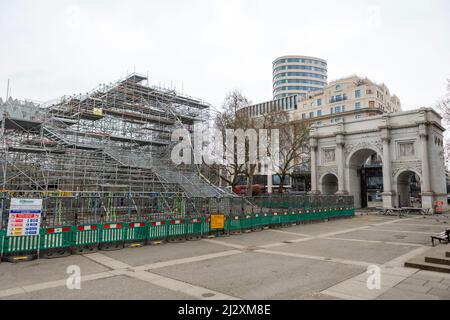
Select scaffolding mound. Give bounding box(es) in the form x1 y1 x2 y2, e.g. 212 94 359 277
0 73 230 199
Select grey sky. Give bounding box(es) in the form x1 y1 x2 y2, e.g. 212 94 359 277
1 0 449 110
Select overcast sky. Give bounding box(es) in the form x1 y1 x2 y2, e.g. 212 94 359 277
1 0 449 110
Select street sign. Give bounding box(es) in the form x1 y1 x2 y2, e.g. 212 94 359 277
7 199 43 237
210 214 225 229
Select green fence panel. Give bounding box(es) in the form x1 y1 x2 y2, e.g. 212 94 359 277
186 218 202 235
3 234 40 254
100 223 125 244
228 215 242 231
241 214 254 230
348 207 356 217
270 211 282 225
298 209 308 222
202 217 211 235
0 229 5 257
148 221 168 241
253 212 263 229
289 211 298 224
124 222 147 243
73 224 100 247
168 219 186 237
281 211 291 225
40 227 72 250
261 212 271 227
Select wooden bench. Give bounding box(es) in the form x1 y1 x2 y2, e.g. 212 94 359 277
431 229 450 247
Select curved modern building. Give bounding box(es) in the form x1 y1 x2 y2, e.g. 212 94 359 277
273 55 328 100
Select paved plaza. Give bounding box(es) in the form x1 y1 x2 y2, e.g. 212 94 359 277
1 213 450 300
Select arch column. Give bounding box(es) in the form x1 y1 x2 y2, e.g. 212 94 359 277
380 128 395 208
309 137 320 194
335 134 347 194
419 123 434 210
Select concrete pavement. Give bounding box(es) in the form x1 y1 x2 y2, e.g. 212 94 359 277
1 213 450 300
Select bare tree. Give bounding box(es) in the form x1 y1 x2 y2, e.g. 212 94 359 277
437 79 450 163
259 109 310 193
214 90 254 191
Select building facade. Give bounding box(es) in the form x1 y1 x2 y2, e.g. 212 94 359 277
273 55 328 100
238 75 402 194
311 108 447 212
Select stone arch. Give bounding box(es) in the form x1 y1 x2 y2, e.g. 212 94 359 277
393 168 422 208
346 146 382 168
346 146 382 209
319 172 338 195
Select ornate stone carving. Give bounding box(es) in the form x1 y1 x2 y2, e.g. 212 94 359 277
318 166 337 179
344 140 383 158
391 161 422 178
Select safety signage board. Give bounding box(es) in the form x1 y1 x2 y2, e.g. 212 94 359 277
7 199 43 237
210 214 225 229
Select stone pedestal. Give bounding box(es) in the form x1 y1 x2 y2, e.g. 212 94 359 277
382 191 395 208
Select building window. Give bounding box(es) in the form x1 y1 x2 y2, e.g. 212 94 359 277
302 113 306 120
317 110 322 117
317 121 322 126
335 106 341 113
330 108 334 114
310 112 314 119
317 98 322 106
355 102 361 109
355 90 361 98
342 106 345 112
336 84 342 91
355 114 363 119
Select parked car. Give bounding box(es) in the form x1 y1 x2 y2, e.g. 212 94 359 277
233 184 264 196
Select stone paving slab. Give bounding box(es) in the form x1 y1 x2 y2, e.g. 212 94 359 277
332 229 430 245
369 223 446 233
271 238 416 265
204 230 305 247
0 255 108 290
100 240 230 267
3 275 194 300
151 251 365 300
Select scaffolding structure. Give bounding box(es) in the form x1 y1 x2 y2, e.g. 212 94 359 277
0 73 232 226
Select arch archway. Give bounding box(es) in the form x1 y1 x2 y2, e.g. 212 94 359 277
320 173 338 195
346 147 382 209
394 169 422 208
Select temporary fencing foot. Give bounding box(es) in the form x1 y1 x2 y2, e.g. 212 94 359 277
72 245 98 255
252 227 263 232
218 231 230 237
3 254 37 263
99 243 124 251
230 230 243 235
148 240 165 246
40 249 71 259
167 236 186 243
124 242 145 248
186 235 202 241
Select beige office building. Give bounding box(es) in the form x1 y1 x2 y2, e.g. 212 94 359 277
244 75 402 124
239 75 402 193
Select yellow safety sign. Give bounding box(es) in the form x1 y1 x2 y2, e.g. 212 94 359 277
211 214 225 229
